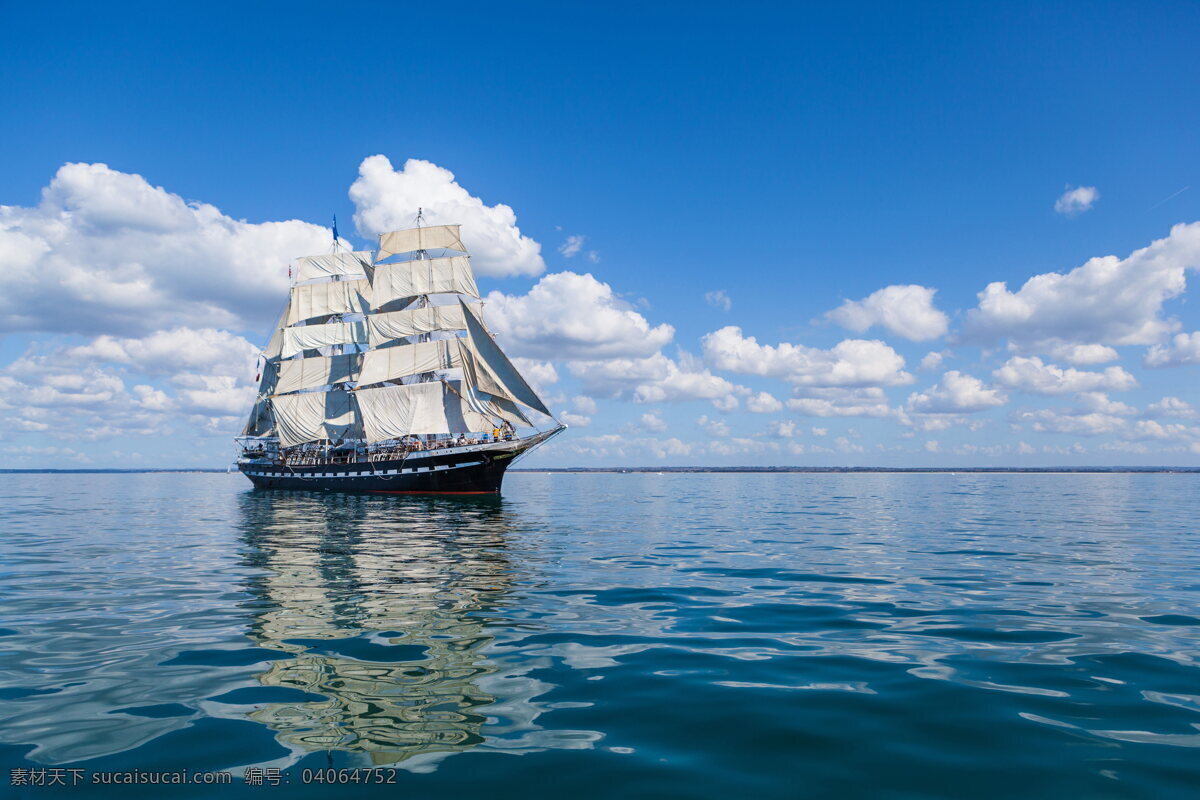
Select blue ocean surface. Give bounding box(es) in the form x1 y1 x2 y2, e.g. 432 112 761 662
2 472 1199 798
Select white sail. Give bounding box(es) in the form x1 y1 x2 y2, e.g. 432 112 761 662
285 279 370 325
356 340 460 387
276 353 361 395
262 302 291 361
366 303 479 347
474 391 532 427
376 225 465 261
271 390 358 447
355 380 492 442
369 256 479 308
242 397 274 436
281 321 367 359
458 301 553 417
294 251 371 283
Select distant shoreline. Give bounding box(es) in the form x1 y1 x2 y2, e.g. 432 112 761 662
1 466 1198 475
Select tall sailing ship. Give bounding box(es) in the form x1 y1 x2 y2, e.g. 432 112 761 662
235 220 564 494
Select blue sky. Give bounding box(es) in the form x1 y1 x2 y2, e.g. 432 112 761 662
1 1 1199 467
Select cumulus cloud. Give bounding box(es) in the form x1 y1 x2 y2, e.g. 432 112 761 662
1046 342 1119 366
705 290 732 312
765 420 798 438
786 387 892 418
569 350 744 408
919 351 946 371
906 371 1007 414
962 222 1200 348
486 271 674 360
1013 409 1126 436
639 410 668 432
825 285 949 341
1128 419 1200 442
696 415 731 437
564 433 696 461
349 155 544 277
0 162 334 336
1054 185 1099 216
67 327 258 378
992 356 1137 395
0 324 269 444
745 391 783 413
1075 392 1137 416
503 359 553 394
1144 331 1200 367
0 355 170 441
1144 397 1197 419
702 326 914 388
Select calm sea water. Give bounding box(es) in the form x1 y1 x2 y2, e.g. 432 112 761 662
2 472 1199 798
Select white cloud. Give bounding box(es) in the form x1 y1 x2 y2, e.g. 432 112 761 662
1075 392 1137 416
0 162 334 336
560 412 592 427
962 222 1200 347
0 354 174 442
1045 342 1119 366
1127 420 1200 442
559 235 585 258
708 437 784 457
2 445 90 463
510 358 559 394
705 290 732 312
639 410 667 433
1144 331 1200 367
919 351 946 371
745 391 783 413
1013 409 1126 436
992 356 1137 395
702 326 913 388
834 436 865 454
0 324 269 444
67 327 258 379
486 272 674 360
1011 397 1200 442
170 373 251 416
765 420 798 438
825 285 949 341
1054 185 1099 216
924 440 940 453
905 371 1007 414
349 155 543 277
711 394 740 411
786 387 892 418
569 350 743 409
696 415 731 437
1144 396 1197 419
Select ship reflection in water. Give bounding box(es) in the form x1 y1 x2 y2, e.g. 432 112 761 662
236 492 596 771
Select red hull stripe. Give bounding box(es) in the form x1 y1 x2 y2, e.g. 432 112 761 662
368 490 498 495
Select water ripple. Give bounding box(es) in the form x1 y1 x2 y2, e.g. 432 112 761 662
1 472 1199 797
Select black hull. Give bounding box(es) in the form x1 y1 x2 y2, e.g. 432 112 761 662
237 429 560 495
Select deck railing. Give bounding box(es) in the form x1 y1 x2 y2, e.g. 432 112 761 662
240 434 516 467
